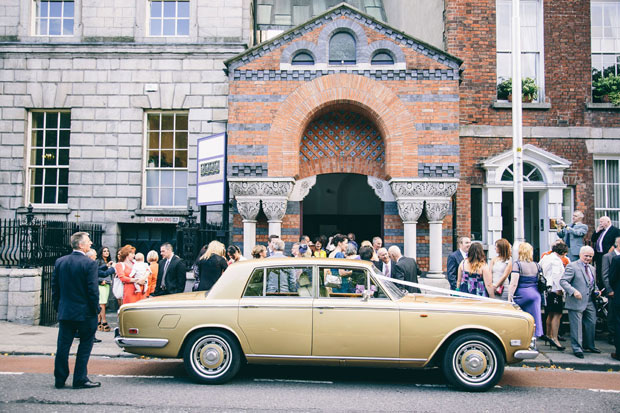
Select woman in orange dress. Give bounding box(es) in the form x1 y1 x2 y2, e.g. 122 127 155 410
115 244 145 304
146 250 159 297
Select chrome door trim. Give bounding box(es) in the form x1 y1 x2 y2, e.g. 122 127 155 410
245 354 427 362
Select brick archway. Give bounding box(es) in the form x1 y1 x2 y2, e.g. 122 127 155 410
268 73 416 179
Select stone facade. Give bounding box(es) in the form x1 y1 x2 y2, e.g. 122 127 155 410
0 0 250 248
0 268 42 325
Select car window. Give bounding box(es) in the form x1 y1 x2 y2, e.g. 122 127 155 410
243 266 313 297
318 266 387 299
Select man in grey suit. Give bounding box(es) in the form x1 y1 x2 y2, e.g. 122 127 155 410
388 245 421 293
560 246 601 358
602 236 620 344
557 211 588 262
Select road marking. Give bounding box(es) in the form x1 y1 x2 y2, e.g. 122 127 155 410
254 378 334 384
589 389 620 393
0 372 23 375
97 374 175 379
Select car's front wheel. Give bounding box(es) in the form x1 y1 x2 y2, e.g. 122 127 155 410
183 329 242 384
441 333 505 392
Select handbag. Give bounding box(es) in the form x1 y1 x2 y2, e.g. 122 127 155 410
324 269 342 288
536 263 549 294
495 285 504 296
112 263 125 299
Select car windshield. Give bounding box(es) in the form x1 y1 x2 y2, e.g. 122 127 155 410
371 266 406 300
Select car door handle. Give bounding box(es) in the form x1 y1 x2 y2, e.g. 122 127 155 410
240 305 259 308
315 306 334 310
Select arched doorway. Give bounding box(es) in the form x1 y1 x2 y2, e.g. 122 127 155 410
302 173 382 241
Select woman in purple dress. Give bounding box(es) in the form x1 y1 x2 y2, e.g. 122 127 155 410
508 242 543 338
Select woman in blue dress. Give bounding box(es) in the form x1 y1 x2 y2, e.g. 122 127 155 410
509 242 544 339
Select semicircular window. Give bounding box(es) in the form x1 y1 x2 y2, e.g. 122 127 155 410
292 51 314 65
329 31 356 65
501 162 544 182
371 51 394 65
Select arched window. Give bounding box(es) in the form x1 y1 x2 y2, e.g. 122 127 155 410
371 50 394 65
291 51 314 65
501 162 544 182
329 31 356 65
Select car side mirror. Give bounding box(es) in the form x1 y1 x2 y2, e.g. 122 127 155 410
362 289 372 302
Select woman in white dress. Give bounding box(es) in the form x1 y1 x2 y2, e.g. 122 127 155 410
490 238 512 300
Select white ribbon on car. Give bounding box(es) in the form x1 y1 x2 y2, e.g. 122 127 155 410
372 272 505 304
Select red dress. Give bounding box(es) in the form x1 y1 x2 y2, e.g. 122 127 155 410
116 261 144 304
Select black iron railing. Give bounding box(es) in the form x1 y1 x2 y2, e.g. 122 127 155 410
176 206 230 268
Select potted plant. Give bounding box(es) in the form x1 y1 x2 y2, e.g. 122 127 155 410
496 77 538 102
593 74 620 105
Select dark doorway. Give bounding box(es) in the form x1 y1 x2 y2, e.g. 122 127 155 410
501 191 540 260
120 223 177 259
302 174 382 242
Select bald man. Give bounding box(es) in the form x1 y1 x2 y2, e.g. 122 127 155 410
388 245 420 293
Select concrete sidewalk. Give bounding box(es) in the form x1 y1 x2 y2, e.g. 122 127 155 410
0 316 619 371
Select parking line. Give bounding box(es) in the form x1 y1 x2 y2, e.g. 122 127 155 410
254 378 334 384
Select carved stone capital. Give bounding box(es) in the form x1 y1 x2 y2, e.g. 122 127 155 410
396 199 424 223
367 176 395 202
389 179 458 199
229 178 295 198
262 198 288 222
425 200 451 222
289 176 316 201
236 197 261 221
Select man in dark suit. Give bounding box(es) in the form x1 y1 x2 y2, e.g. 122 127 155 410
153 242 187 296
52 232 101 389
388 245 421 293
376 247 404 281
602 237 620 345
591 216 620 286
608 246 620 360
446 236 471 290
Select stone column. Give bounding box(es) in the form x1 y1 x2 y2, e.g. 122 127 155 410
486 187 503 259
262 198 288 237
425 200 451 279
235 198 260 257
395 200 424 259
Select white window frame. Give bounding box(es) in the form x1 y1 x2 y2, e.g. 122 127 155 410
25 110 71 208
496 0 545 102
593 157 620 227
147 0 190 37
32 0 75 36
142 111 189 209
591 1 620 82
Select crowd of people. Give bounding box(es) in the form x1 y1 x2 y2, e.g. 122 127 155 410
447 213 620 362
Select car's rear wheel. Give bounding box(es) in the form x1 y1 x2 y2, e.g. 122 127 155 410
441 333 504 392
183 329 242 384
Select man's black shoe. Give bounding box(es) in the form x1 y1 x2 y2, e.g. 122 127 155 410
73 380 101 389
54 381 65 389
93 337 102 343
611 353 620 361
584 347 601 353
574 352 584 359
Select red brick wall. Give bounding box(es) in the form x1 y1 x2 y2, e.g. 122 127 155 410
445 0 620 127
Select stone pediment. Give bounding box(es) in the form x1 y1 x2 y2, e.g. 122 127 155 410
224 3 462 75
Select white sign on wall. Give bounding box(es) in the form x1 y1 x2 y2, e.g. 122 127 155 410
196 133 226 205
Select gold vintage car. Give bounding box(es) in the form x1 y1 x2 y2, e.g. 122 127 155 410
115 258 538 391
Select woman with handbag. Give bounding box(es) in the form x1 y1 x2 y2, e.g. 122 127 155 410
539 242 568 350
508 242 544 339
490 238 512 300
94 247 115 332
457 242 494 297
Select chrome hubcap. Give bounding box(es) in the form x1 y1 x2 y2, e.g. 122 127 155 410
191 335 232 378
452 340 496 385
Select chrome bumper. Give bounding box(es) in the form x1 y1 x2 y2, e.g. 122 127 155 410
513 349 539 359
114 327 169 349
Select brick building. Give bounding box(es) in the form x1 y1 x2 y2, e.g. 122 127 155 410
0 1 619 281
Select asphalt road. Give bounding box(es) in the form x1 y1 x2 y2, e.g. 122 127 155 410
1 356 619 412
